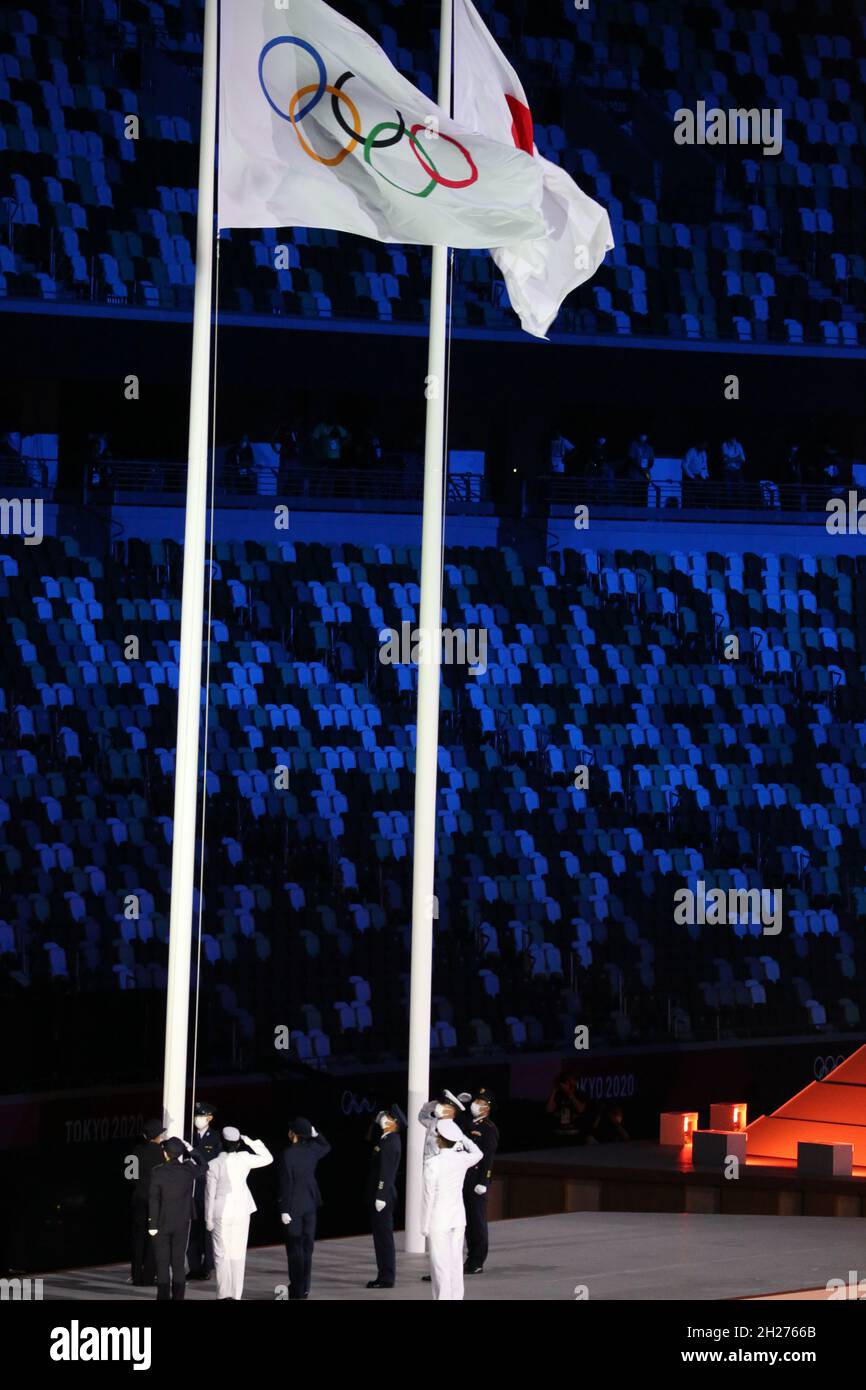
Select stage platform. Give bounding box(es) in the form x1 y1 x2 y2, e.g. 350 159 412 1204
493 1142 866 1221
37 1210 866 1301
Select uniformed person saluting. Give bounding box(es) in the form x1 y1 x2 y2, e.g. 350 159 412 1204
463 1087 499 1275
365 1102 405 1289
278 1117 331 1301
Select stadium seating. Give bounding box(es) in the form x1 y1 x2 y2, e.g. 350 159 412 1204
1 532 864 1069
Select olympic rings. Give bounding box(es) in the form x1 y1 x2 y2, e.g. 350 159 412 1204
258 36 325 124
363 121 437 198
257 38 480 195
290 83 360 167
332 71 406 150
409 124 478 189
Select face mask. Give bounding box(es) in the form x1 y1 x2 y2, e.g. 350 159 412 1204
471 1102 484 1117
379 1115 390 1129
434 1103 445 1118
194 1117 208 1131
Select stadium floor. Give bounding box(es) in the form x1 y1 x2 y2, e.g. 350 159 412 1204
39 1211 866 1301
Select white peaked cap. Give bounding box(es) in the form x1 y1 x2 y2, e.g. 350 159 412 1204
436 1118 464 1143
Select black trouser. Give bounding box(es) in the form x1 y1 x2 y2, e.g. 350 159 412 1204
464 1188 489 1268
187 1210 214 1275
153 1226 189 1300
371 1202 395 1284
131 1199 156 1285
284 1213 316 1300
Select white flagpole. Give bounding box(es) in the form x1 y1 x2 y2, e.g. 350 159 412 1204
405 0 453 1254
162 0 218 1138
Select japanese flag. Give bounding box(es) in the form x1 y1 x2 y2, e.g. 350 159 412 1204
453 0 614 337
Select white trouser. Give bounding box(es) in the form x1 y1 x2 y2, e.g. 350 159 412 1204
428 1227 465 1301
211 1214 250 1300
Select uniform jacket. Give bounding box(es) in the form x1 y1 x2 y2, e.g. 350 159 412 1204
278 1134 331 1222
129 1141 166 1203
192 1126 222 1173
148 1150 206 1231
205 1138 273 1226
191 1125 222 1213
463 1116 499 1190
366 1130 402 1208
420 1134 482 1235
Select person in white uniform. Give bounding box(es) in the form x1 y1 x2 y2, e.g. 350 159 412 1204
205 1126 273 1300
420 1117 482 1301
418 1090 471 1158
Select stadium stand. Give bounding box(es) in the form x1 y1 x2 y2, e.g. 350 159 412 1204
0 0 863 346
2 531 865 1083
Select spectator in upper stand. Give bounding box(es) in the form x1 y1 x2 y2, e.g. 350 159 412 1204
345 426 383 471
549 430 576 476
254 438 281 496
721 435 746 479
311 419 349 465
589 435 614 480
274 422 302 489
226 433 255 494
820 444 844 485
682 442 709 481
627 431 655 481
87 432 114 493
786 443 803 486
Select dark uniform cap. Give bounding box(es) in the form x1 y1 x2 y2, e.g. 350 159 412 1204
143 1118 165 1140
163 1136 187 1157
194 1101 215 1117
289 1116 313 1138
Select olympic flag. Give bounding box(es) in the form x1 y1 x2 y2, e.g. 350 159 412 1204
453 0 614 338
218 0 545 248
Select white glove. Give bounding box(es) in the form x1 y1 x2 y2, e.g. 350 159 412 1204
310 1126 318 1138
241 1134 252 1145
375 1200 386 1212
474 1184 487 1195
148 1228 158 1236
182 1139 193 1151
281 1213 291 1225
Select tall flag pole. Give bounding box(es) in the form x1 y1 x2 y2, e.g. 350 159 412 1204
404 0 453 1253
162 0 218 1138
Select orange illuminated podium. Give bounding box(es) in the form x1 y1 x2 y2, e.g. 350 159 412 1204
659 1112 698 1146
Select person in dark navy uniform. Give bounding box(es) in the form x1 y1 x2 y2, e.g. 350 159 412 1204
148 1138 206 1300
365 1102 405 1289
463 1087 499 1274
187 1100 221 1280
127 1118 165 1285
278 1117 331 1300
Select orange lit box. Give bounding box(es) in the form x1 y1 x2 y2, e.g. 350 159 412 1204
710 1102 747 1131
659 1111 699 1146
